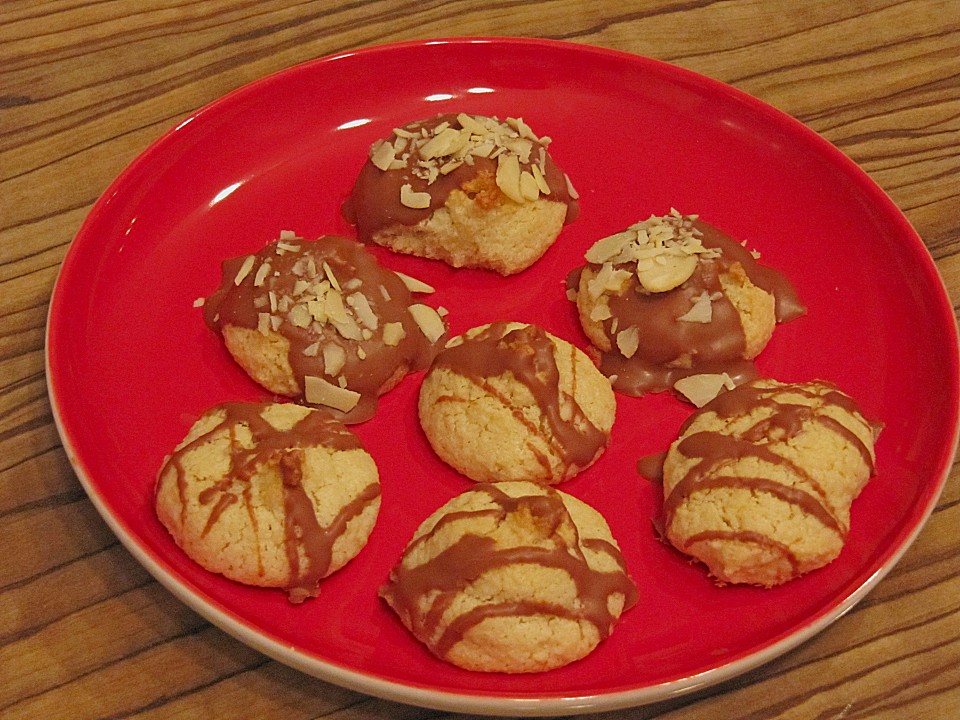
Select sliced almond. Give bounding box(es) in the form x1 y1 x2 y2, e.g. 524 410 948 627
637 253 698 293
673 373 734 408
382 322 406 347
587 262 631 299
253 261 272 287
287 303 312 328
303 375 360 413
322 343 346 376
233 255 256 286
408 304 446 344
676 292 714 323
530 163 551 195
615 326 640 359
400 183 431 209
331 315 363 341
564 173 579 200
322 261 341 292
519 170 540 201
324 289 349 324
457 113 490 136
370 140 397 171
495 154 524 204
346 292 378 330
585 231 635 264
394 271 434 294
420 127 467 159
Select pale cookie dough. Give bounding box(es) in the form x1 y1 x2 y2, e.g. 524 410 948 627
344 113 579 275
155 401 381 603
418 322 616 485
203 233 447 423
379 481 637 673
569 210 805 404
660 379 880 587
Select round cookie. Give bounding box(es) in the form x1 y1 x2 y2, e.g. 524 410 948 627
660 379 880 587
203 233 447 423
570 210 805 404
343 113 579 275
379 481 638 673
155 401 381 603
418 322 616 485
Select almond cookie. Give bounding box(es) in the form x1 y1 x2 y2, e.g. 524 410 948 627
659 379 880 587
155 401 381 603
203 233 447 423
569 210 805 405
380 481 637 673
418 322 616 485
343 113 579 275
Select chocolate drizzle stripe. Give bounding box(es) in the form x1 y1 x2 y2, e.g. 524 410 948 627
665 474 845 537
682 529 800 573
435 600 589 658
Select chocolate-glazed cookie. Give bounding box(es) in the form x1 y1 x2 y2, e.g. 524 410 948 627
570 210 804 405
204 233 447 423
344 113 579 275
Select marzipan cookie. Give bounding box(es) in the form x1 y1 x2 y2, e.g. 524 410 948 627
203 233 447 423
344 113 579 275
380 481 637 672
660 379 879 587
418 322 616 485
155 401 381 602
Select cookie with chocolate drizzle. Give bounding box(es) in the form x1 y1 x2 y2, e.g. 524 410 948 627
418 322 616 485
155 402 381 603
655 379 880 587
343 113 579 275
569 210 805 406
203 233 447 423
380 481 637 673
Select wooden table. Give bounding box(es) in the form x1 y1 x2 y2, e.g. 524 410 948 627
3 1 959 718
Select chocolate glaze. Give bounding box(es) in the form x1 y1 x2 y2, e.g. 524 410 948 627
343 114 579 240
432 323 610 475
162 402 380 603
204 235 444 423
574 219 805 396
379 484 637 662
656 381 877 565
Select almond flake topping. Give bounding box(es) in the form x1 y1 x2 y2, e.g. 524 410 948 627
584 210 721 293
674 373 736 407
677 291 722 323
372 114 557 207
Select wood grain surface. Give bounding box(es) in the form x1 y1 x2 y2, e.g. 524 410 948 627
2 1 959 718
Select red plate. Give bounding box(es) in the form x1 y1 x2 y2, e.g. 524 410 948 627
46 38 959 715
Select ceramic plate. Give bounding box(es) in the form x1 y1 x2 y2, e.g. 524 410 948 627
46 38 959 715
